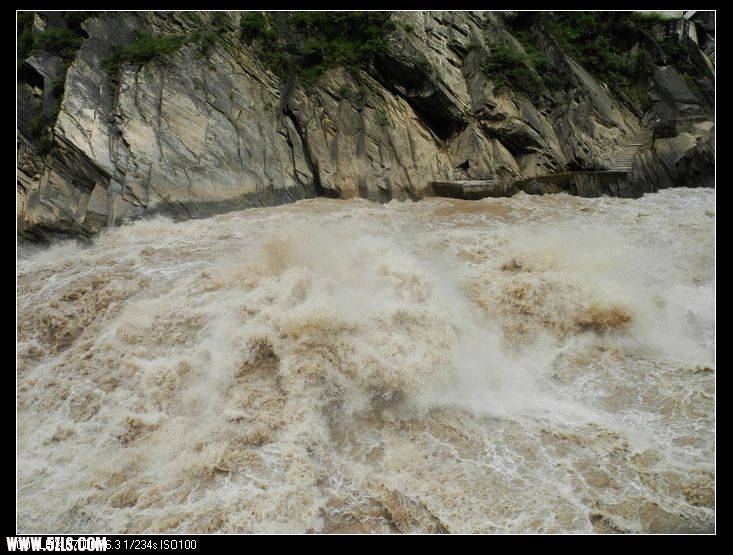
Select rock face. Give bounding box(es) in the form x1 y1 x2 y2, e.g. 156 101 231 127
633 121 715 192
17 11 715 239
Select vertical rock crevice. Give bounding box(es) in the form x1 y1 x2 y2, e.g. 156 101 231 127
283 105 338 199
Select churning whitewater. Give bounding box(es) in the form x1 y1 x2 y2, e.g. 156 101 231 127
17 188 714 533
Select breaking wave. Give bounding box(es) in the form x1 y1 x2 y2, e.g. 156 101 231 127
17 188 715 533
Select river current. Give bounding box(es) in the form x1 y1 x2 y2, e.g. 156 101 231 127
17 188 715 533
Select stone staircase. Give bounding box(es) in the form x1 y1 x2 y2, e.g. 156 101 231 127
609 130 652 172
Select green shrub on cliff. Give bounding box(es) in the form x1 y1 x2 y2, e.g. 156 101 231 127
630 11 669 29
103 13 231 77
484 39 562 98
240 12 289 76
17 11 35 64
241 11 270 43
102 31 187 77
33 26 84 64
18 11 95 154
484 44 542 96
545 12 655 110
239 11 394 86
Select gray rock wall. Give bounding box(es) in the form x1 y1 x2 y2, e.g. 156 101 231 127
17 11 715 239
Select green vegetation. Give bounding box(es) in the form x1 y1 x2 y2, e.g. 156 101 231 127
548 13 625 78
19 10 231 154
483 36 562 98
61 11 100 32
289 11 392 66
103 13 231 78
18 11 98 65
189 11 231 57
513 32 563 90
240 12 290 76
239 11 394 86
484 43 543 96
17 11 35 64
545 12 655 108
27 111 55 154
658 34 708 79
18 11 96 154
102 31 187 77
630 11 669 29
540 11 712 108
33 27 84 63
240 11 270 43
632 11 712 81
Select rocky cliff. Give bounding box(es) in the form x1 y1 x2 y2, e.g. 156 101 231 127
17 11 715 240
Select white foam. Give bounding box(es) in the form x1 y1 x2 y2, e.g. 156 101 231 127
16 188 715 533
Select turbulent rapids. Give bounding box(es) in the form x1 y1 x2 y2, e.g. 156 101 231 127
17 188 715 533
